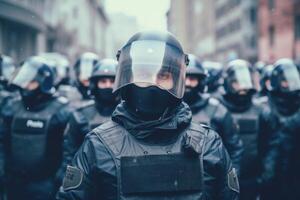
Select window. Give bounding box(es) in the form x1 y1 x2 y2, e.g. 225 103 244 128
269 25 275 46
250 8 257 24
295 15 300 39
268 0 275 10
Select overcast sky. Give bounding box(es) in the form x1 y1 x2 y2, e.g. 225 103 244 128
105 0 170 31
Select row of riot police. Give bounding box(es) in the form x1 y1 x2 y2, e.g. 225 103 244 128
0 53 120 200
0 30 299 200
183 55 300 200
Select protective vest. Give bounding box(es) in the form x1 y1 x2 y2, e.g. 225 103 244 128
10 98 67 176
94 121 207 200
230 104 261 179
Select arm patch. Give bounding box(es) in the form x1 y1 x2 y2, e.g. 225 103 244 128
62 165 83 191
228 168 240 193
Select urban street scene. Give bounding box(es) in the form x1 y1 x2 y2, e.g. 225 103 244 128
0 0 300 199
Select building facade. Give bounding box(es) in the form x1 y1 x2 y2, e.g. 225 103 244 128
258 0 300 63
215 0 258 63
167 0 193 53
45 0 110 62
167 0 258 63
0 0 110 64
0 0 47 63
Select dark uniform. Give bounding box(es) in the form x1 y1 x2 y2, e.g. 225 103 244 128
60 59 119 173
57 31 239 200
0 55 18 199
221 59 263 200
258 59 300 200
0 56 72 200
183 54 243 172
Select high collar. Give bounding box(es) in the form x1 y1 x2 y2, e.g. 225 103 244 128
112 101 192 144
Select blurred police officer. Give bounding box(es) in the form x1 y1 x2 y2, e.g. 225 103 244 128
60 58 119 171
220 59 263 200
0 54 18 200
57 31 239 200
72 52 99 101
202 61 223 97
55 52 99 105
259 59 300 200
0 56 72 200
183 54 243 172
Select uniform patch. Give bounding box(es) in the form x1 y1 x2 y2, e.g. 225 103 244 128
228 168 240 193
62 166 83 190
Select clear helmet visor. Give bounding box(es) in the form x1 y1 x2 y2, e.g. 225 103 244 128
114 40 187 98
79 59 94 81
57 66 68 78
2 62 16 80
227 65 254 93
11 62 38 89
279 65 300 92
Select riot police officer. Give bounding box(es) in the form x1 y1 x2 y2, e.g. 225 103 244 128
73 52 99 101
0 56 72 200
60 58 119 171
220 59 263 200
259 59 300 200
183 54 243 172
39 52 71 88
56 52 99 104
258 64 274 98
202 61 223 97
0 54 17 200
57 31 239 200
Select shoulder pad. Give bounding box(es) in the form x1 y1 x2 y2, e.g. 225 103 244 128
57 96 69 104
77 100 95 111
188 122 209 136
228 168 240 193
208 97 220 106
94 120 119 132
200 123 210 130
72 110 88 124
182 122 207 155
253 96 268 105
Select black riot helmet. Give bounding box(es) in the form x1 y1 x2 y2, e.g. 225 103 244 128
74 52 99 99
183 54 207 105
186 54 207 89
223 59 258 108
259 64 274 95
114 31 189 119
89 58 118 106
224 59 257 95
202 61 223 93
39 52 70 87
0 55 16 86
11 56 55 107
268 58 300 115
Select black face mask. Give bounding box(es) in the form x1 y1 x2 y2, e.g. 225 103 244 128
123 85 181 120
183 86 200 105
224 92 253 109
271 91 300 116
93 88 118 106
20 87 50 109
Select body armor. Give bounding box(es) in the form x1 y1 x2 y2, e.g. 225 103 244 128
94 121 206 200
230 103 261 179
10 98 67 177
